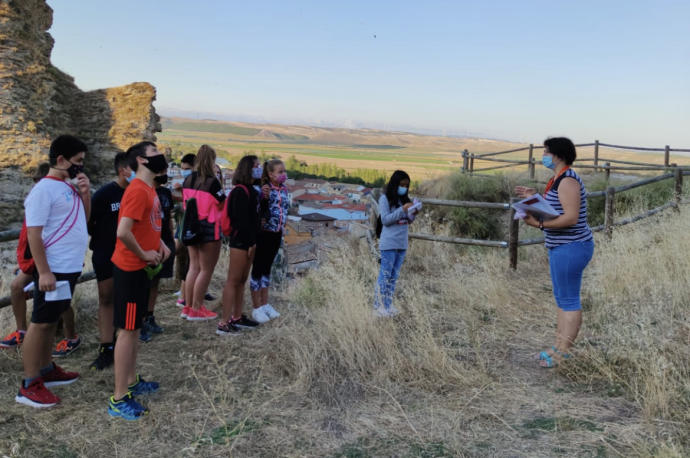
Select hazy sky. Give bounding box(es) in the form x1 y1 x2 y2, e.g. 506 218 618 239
46 0 689 147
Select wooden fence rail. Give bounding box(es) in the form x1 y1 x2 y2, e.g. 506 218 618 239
369 168 688 269
462 139 690 174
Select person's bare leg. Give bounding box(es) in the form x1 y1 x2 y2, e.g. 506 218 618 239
260 288 269 306
222 248 249 322
185 246 200 310
113 329 140 399
22 322 57 379
192 241 221 310
9 272 31 331
557 310 582 353
233 258 252 319
97 278 115 343
149 278 160 313
250 289 262 309
61 308 76 340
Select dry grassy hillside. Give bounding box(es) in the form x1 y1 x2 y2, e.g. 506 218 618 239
0 189 688 457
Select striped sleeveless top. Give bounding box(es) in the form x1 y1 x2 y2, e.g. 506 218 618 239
544 168 593 248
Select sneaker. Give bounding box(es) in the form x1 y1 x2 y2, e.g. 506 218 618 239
0 330 26 348
90 346 114 371
108 392 148 420
230 314 260 330
216 320 241 336
176 299 186 308
52 336 81 357
186 306 217 321
139 328 152 343
373 307 391 318
15 378 59 408
42 364 79 387
263 303 281 320
144 316 164 334
128 374 159 396
180 305 191 318
204 292 216 301
388 306 401 317
251 307 271 324
174 290 182 297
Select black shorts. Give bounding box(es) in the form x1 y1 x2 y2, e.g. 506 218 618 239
229 236 252 250
113 266 151 331
155 239 176 279
176 243 189 281
92 254 114 282
197 220 218 244
31 272 81 324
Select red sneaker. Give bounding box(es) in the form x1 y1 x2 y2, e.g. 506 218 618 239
186 305 217 321
15 378 60 408
180 305 191 319
42 364 79 387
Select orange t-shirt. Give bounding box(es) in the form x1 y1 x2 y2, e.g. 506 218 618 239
111 178 162 271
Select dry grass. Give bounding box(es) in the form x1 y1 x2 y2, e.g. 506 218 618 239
0 207 689 456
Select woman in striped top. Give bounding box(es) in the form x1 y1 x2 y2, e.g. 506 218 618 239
515 137 594 368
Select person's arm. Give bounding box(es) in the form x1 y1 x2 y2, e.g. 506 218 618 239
210 177 226 204
87 190 102 236
75 173 91 221
523 178 581 229
379 195 406 226
116 217 161 265
27 227 55 291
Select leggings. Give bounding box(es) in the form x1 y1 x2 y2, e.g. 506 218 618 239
548 240 594 311
250 231 282 291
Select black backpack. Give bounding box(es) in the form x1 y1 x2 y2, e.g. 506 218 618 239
181 197 201 246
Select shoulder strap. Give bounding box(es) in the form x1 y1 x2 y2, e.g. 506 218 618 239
235 184 249 196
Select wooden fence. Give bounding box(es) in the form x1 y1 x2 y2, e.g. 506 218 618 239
461 140 690 178
369 167 689 269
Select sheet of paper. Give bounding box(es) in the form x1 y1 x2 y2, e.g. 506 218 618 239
45 280 72 301
23 281 35 292
512 194 560 220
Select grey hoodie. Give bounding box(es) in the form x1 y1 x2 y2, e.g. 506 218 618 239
379 194 414 251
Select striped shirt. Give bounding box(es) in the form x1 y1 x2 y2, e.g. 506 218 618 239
544 168 593 248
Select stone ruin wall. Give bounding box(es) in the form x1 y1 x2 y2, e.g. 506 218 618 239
0 0 161 225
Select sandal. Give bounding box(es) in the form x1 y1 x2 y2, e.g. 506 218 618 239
535 346 557 361
539 350 571 369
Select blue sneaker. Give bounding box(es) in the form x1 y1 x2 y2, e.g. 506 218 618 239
128 374 159 396
107 392 148 420
139 328 151 343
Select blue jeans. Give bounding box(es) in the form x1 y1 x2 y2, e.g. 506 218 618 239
375 249 406 310
548 240 594 311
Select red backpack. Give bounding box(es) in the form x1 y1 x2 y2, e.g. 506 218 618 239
220 184 249 237
16 220 34 274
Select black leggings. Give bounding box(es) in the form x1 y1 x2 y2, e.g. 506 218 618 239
250 231 281 291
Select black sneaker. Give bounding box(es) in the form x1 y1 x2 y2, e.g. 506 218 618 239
139 328 152 343
204 292 216 301
144 316 164 334
230 314 260 330
216 320 241 336
90 346 114 371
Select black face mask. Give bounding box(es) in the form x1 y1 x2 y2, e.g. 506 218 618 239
65 161 84 179
143 154 168 174
154 174 169 185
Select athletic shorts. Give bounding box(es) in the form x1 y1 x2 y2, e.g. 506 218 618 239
155 239 176 279
92 253 114 282
113 266 151 331
31 271 81 324
197 219 218 244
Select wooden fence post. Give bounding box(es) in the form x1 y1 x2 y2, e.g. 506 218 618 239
594 140 600 172
508 198 519 269
470 153 475 174
674 166 683 210
604 162 611 186
664 145 670 167
462 149 468 173
528 144 535 180
604 186 616 238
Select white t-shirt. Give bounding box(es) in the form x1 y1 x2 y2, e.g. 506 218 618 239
24 177 88 273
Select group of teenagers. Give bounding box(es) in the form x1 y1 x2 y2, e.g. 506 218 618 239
3 135 290 420
4 133 592 420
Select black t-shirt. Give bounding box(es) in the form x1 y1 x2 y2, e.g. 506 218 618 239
228 184 260 246
156 186 174 245
89 181 126 260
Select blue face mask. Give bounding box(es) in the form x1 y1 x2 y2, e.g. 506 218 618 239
252 167 263 179
397 186 408 196
181 169 192 178
126 170 136 182
542 155 555 169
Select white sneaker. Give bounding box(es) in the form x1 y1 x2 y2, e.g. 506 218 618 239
388 306 401 317
373 307 391 318
174 290 181 297
251 307 271 324
263 304 280 320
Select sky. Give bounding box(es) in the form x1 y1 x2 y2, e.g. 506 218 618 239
46 0 689 147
